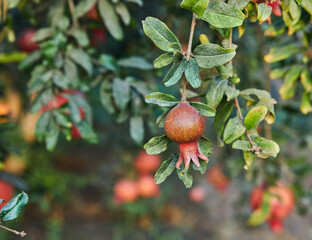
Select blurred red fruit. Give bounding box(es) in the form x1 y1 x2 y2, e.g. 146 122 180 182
189 186 206 203
250 183 295 233
0 180 14 210
87 5 100 20
206 166 230 193
134 151 161 174
90 28 107 47
41 95 68 112
18 29 39 53
114 179 138 204
137 175 160 198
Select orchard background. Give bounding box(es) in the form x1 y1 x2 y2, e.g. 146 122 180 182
0 0 312 239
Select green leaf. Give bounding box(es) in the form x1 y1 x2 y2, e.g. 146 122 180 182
156 109 171 128
130 116 144 145
145 92 178 107
18 51 41 70
224 85 239 101
300 68 312 92
189 102 216 117
35 112 51 141
244 106 268 131
0 192 28 222
127 0 143 6
232 140 250 152
144 135 172 155
53 111 71 128
142 17 181 52
99 54 120 73
67 49 93 76
269 67 288 79
98 0 123 40
69 28 90 47
264 45 305 63
257 3 272 22
279 65 303 100
64 58 78 87
202 0 245 28
248 192 271 226
243 151 257 168
254 137 280 159
180 0 209 17
223 117 246 144
75 0 97 18
192 159 208 174
228 0 250 10
115 2 131 25
216 64 233 79
113 78 131 110
302 0 312 15
213 100 233 144
206 79 228 108
194 43 236 69
76 121 98 144
198 136 213 158
289 0 301 25
153 53 173 68
0 52 27 63
185 58 201 88
33 28 54 42
100 81 115 114
163 58 187 87
118 56 153 70
154 154 179 184
300 92 312 114
177 167 193 188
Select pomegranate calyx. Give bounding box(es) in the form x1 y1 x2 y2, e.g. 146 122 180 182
176 141 208 169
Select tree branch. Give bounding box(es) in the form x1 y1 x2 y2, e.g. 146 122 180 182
67 0 78 27
181 13 197 102
0 224 26 237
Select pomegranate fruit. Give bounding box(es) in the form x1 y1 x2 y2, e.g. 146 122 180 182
250 183 295 233
90 28 107 47
87 5 100 21
113 179 138 204
134 151 161 174
189 186 206 203
164 101 208 169
137 175 160 198
206 166 230 193
0 180 14 210
18 29 39 53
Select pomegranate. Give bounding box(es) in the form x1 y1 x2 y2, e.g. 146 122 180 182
0 180 14 211
164 101 208 169
137 175 160 198
250 183 295 233
89 28 107 47
113 179 138 204
189 186 206 203
87 5 100 21
206 166 230 193
41 94 68 112
134 151 161 174
18 29 39 53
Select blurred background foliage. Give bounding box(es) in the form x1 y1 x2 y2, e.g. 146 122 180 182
0 0 312 239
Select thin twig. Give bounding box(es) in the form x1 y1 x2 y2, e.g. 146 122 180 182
228 29 259 154
67 0 78 27
0 224 26 237
181 13 197 102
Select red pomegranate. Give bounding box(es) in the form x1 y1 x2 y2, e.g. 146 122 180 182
164 101 208 169
89 28 107 47
0 180 14 210
134 151 161 174
87 5 100 21
206 166 230 193
189 186 206 203
18 29 39 53
41 94 68 112
137 175 160 198
250 183 295 234
114 179 139 204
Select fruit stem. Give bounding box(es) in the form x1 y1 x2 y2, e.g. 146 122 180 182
67 0 78 27
181 13 197 102
228 28 259 154
0 223 26 237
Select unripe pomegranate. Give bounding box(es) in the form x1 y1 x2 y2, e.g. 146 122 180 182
164 101 208 169
134 151 161 174
114 179 138 204
206 166 230 193
189 186 206 203
250 183 295 234
137 175 160 198
0 180 14 210
18 29 39 53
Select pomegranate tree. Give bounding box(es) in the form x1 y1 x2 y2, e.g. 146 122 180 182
164 101 208 169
